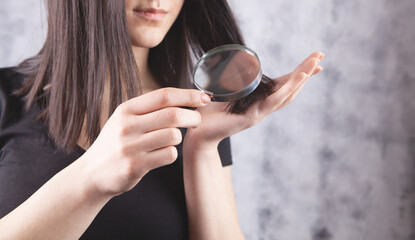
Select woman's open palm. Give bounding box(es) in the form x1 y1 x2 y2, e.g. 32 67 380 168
187 52 324 143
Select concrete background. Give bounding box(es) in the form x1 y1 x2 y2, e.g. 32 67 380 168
1 0 415 239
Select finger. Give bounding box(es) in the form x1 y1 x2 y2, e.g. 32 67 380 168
279 75 310 109
138 128 182 152
310 51 325 61
280 66 324 109
272 52 324 89
272 73 291 91
312 65 323 75
271 56 318 92
260 72 309 114
138 107 201 133
293 57 320 77
143 146 178 170
303 51 324 65
120 88 211 115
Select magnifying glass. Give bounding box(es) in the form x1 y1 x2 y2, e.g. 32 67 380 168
192 44 262 102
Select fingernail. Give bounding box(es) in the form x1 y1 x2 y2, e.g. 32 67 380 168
201 93 212 104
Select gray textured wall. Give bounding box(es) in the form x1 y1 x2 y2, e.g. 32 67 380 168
1 0 415 239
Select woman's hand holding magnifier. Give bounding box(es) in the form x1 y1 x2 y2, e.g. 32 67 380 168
80 88 211 197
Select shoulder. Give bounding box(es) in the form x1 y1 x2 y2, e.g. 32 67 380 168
0 67 25 100
0 66 24 87
0 67 27 127
0 66 25 110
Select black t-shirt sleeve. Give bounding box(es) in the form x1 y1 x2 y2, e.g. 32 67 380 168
0 68 22 130
218 137 232 167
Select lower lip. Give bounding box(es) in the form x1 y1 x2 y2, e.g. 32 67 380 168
134 10 167 21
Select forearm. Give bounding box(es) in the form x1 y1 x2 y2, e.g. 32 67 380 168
183 137 244 240
0 156 111 240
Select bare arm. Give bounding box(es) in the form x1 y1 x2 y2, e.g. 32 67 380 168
0 156 110 240
183 140 244 240
182 52 324 240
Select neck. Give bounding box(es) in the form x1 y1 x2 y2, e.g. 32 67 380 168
132 46 160 93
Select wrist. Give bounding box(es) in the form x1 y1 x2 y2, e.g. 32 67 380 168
183 128 221 154
73 154 113 202
182 132 223 169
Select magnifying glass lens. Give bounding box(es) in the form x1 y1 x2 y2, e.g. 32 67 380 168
193 45 262 102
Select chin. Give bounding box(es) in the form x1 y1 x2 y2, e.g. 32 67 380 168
130 29 166 49
131 39 163 49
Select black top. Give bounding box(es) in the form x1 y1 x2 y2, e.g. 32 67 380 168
0 67 232 239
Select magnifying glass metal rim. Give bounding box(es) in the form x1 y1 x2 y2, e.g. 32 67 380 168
192 44 263 102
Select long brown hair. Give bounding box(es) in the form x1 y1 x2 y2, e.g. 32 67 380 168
16 0 247 151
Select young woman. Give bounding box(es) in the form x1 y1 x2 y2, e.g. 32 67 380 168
0 0 324 239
